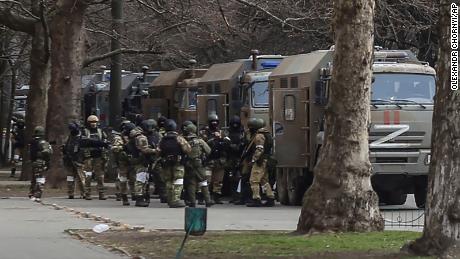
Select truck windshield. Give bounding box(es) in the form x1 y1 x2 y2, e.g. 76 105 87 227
188 88 200 109
371 73 435 104
251 81 269 107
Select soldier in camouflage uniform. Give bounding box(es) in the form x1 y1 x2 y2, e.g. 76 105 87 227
63 122 85 199
82 115 108 200
139 119 162 205
28 126 53 202
202 114 230 204
243 118 275 207
10 118 25 178
183 123 213 207
111 122 136 206
126 124 158 207
159 119 191 208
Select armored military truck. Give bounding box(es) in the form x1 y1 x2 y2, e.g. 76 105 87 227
196 50 283 130
270 49 435 207
141 66 207 126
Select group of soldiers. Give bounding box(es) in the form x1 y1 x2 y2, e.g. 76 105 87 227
15 112 275 208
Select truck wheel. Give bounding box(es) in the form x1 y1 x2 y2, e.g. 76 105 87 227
287 169 303 206
276 169 289 205
386 192 407 205
414 176 427 208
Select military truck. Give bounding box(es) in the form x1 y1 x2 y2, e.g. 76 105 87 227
141 64 207 126
196 50 283 130
270 49 435 207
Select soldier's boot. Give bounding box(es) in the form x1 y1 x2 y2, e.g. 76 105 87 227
135 196 149 207
169 184 185 208
84 193 92 200
121 194 130 206
212 193 224 204
264 198 275 207
188 202 196 207
201 187 214 208
246 198 262 207
10 168 16 178
131 192 136 201
67 179 75 199
98 193 107 200
197 192 205 205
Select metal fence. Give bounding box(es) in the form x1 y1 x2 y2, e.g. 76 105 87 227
382 208 425 231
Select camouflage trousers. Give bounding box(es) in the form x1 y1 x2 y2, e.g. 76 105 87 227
161 161 185 205
83 157 106 196
151 162 167 202
117 161 135 196
207 160 225 195
249 159 274 200
29 160 48 199
185 159 211 205
133 164 149 197
66 162 85 197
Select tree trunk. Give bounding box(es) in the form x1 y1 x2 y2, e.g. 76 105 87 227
46 0 88 187
406 1 460 257
296 0 383 233
20 23 51 181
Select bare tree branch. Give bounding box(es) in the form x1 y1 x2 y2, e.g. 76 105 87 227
83 48 164 67
0 6 36 34
133 0 164 14
233 0 306 32
0 0 40 20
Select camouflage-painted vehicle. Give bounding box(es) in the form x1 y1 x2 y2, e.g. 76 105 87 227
196 51 284 130
270 49 435 207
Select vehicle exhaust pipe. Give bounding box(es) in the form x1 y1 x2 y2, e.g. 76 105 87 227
250 49 259 70
189 59 197 78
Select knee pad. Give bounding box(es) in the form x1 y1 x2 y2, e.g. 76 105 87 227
84 171 93 178
199 180 208 187
173 178 184 185
136 171 148 183
66 176 75 182
118 175 128 183
37 177 46 185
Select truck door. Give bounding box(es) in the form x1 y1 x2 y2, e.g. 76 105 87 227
196 94 227 130
272 88 309 167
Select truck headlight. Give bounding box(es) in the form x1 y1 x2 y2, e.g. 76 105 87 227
425 154 431 165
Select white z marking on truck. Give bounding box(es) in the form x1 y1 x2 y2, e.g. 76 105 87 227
370 124 410 148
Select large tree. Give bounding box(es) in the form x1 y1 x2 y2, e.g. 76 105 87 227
0 1 51 180
296 0 383 233
406 0 460 257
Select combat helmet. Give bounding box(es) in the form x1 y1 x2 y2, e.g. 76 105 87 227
140 119 157 133
247 117 263 131
33 126 45 137
87 115 99 123
164 119 177 132
208 113 219 122
183 123 197 134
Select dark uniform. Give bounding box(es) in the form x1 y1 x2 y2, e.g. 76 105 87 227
10 119 25 178
63 122 85 199
226 116 244 203
159 119 191 208
28 126 52 202
201 114 230 204
183 123 213 207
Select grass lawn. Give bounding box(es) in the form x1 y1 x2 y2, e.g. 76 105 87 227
73 229 432 259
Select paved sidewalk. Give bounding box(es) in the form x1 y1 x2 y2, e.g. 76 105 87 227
0 198 127 259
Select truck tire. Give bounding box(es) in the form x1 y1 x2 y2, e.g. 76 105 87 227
414 176 428 208
384 192 407 205
276 169 289 205
287 169 303 206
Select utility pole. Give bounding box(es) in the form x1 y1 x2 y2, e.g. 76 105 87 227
109 0 122 127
